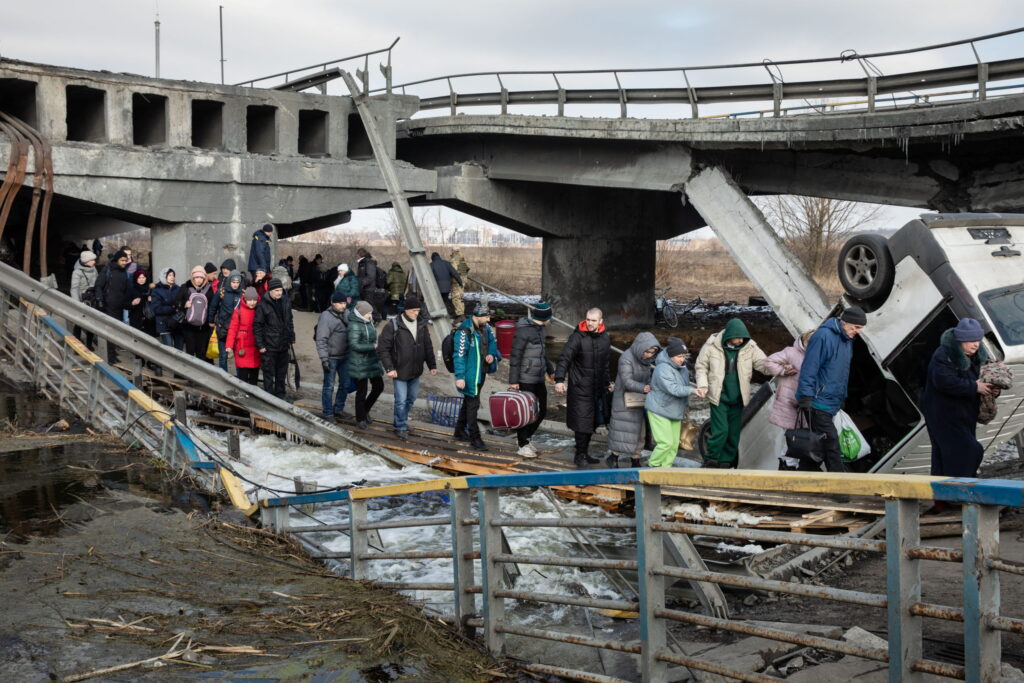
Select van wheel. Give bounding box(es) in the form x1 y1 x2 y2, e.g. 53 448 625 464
838 233 895 303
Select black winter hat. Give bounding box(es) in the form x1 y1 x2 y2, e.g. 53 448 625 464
220 258 237 270
262 223 274 233
666 337 688 357
840 306 867 326
204 262 217 274
267 277 284 291
330 290 348 304
404 296 421 310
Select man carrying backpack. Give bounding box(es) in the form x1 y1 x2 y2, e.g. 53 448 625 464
377 296 437 440
254 278 295 400
453 302 500 451
315 291 351 420
175 265 216 362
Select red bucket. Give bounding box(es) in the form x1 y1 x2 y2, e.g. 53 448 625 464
495 320 516 358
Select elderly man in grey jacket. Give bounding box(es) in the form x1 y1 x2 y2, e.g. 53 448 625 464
315 291 351 420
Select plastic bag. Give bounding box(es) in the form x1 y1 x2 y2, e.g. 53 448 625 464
678 419 699 451
834 410 870 461
206 330 220 360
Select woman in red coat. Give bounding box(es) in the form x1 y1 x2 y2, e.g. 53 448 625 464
225 287 261 384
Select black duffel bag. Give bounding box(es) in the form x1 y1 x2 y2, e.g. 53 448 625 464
784 408 825 465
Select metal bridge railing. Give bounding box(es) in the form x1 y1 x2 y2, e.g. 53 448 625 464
256 468 1024 683
234 37 400 94
372 27 1024 119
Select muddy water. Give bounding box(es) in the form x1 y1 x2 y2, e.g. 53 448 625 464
0 383 211 542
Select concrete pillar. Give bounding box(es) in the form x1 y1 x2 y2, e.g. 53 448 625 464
543 235 654 329
151 222 252 283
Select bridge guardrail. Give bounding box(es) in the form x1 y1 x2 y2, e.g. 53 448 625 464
372 27 1024 119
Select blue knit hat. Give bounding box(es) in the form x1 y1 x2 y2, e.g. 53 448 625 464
953 317 984 342
530 301 553 322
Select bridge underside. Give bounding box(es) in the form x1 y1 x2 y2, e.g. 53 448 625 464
396 96 1024 326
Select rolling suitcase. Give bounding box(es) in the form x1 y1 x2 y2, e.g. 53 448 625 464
489 390 540 430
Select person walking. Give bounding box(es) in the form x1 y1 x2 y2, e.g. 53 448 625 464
225 287 261 385
150 268 183 350
355 248 383 315
248 223 273 278
126 270 150 332
215 259 239 292
508 301 555 458
922 318 994 479
763 330 816 470
453 303 500 451
254 278 295 399
69 249 98 350
554 308 613 467
348 301 384 429
333 263 360 305
694 318 768 468
385 262 407 315
175 266 216 362
795 306 868 473
450 248 470 319
429 252 462 316
377 296 437 440
608 332 661 468
211 271 244 372
646 338 694 468
93 249 131 363
315 292 352 421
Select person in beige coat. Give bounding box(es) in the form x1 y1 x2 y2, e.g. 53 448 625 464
694 317 768 468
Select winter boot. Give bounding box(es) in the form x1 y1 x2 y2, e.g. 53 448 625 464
470 436 489 452
630 458 642 468
604 454 618 468
453 428 471 442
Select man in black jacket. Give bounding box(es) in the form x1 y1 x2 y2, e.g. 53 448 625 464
555 307 613 467
429 252 463 316
93 249 131 363
376 296 437 440
508 301 555 458
254 278 295 399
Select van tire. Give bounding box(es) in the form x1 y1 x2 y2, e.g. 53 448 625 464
838 233 895 303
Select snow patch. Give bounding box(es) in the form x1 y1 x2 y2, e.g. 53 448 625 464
662 502 773 527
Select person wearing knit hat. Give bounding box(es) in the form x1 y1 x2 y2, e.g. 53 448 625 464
795 308 868 473
452 300 499 451
348 298 384 429
921 318 993 482
211 270 246 371
333 262 360 307
316 290 352 420
175 264 216 363
225 285 262 385
69 249 99 352
646 335 694 468
509 301 556 458
253 271 295 399
694 318 767 469
377 292 436 440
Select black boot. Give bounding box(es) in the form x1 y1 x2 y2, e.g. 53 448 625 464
453 428 471 442
604 454 618 468
630 458 642 468
470 436 489 452
574 453 589 468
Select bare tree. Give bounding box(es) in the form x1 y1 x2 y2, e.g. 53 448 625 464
755 196 883 276
380 209 406 248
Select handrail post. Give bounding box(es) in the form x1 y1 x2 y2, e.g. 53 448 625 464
963 503 1000 682
867 76 878 112
350 498 369 579
886 499 924 682
479 488 505 655
637 483 667 682
450 488 476 636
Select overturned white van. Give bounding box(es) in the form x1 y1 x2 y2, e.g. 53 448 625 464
728 213 1024 473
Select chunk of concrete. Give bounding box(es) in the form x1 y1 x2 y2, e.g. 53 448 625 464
785 656 888 683
842 626 888 651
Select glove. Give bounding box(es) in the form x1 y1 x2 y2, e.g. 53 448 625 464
797 396 812 410
322 361 330 374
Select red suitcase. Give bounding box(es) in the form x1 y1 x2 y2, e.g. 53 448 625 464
489 390 540 430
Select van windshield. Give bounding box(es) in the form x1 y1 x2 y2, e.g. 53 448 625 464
980 284 1024 346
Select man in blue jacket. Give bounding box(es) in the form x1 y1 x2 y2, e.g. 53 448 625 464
796 306 867 472
453 302 499 451
247 223 274 278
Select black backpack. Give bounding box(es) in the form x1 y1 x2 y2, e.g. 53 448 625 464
374 261 387 290
441 327 462 373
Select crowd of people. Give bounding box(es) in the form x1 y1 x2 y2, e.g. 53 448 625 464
63 224 997 478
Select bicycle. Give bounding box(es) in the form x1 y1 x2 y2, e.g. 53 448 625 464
654 287 679 328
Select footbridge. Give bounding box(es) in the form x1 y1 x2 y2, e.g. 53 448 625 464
1 261 1022 681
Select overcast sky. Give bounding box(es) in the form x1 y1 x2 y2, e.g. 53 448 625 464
3 1 1023 235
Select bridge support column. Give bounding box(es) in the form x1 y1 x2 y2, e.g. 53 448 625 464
151 222 262 283
542 235 655 329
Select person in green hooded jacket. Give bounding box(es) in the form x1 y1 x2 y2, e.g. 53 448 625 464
694 317 768 468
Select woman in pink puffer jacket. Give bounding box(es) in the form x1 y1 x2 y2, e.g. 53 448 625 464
763 331 815 434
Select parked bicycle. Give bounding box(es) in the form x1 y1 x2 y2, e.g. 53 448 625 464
654 287 679 328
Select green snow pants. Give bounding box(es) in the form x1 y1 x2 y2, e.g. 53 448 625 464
647 412 681 468
704 399 742 467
